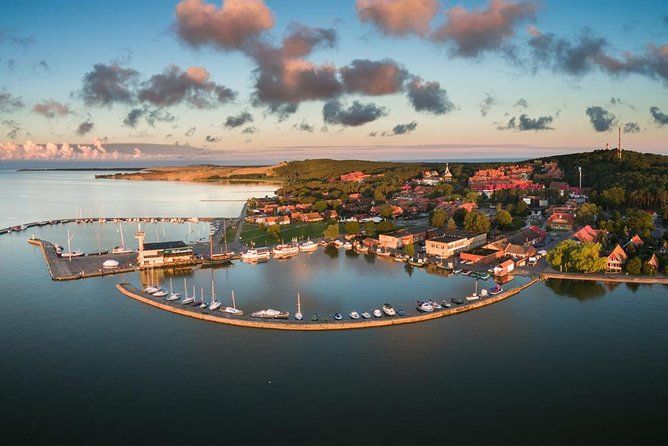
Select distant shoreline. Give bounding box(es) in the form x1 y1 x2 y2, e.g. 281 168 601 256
17 167 145 172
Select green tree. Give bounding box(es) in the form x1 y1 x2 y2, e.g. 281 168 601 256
446 218 457 231
642 262 657 276
373 188 386 202
377 220 395 233
363 221 376 235
601 186 625 209
344 221 360 235
625 208 654 234
547 240 607 273
431 208 447 228
464 210 491 233
496 210 513 230
453 208 468 227
403 243 415 258
464 191 479 203
625 257 642 275
379 205 394 219
312 200 328 212
266 224 281 241
323 224 339 239
576 203 599 226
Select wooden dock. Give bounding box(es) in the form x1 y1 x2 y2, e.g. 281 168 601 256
116 279 539 331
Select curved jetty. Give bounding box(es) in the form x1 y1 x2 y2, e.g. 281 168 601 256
116 279 538 331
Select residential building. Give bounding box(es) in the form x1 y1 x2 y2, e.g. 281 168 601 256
572 225 606 243
606 244 628 273
547 212 575 231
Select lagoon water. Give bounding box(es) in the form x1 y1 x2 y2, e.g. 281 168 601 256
1 169 667 444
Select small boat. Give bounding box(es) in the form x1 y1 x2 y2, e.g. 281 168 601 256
200 280 212 309
361 312 371 319
451 297 465 305
272 244 299 258
241 248 271 262
349 311 360 320
376 248 392 257
394 254 406 262
333 313 343 321
355 244 369 254
342 241 353 250
144 284 158 294
60 250 84 258
251 309 289 319
461 269 472 276
429 300 442 310
223 290 243 315
382 303 396 316
396 309 406 316
452 268 462 274
311 313 319 322
153 287 168 298
209 278 222 310
416 300 435 312
333 240 344 248
181 284 195 305
192 288 204 306
408 257 426 267
167 279 180 301
466 280 480 301
373 309 382 318
441 299 452 308
489 285 503 295
478 272 490 280
480 289 489 298
294 293 303 320
299 240 319 252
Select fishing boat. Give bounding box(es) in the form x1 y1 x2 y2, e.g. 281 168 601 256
223 291 243 315
349 311 360 320
342 241 353 250
466 280 480 301
382 303 396 316
112 221 133 254
251 309 289 319
373 309 382 318
294 293 303 320
361 312 371 319
272 244 299 258
489 285 503 295
416 300 435 312
241 248 271 262
299 240 318 252
333 313 343 321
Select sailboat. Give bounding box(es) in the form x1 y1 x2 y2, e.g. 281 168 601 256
167 278 183 301
60 228 84 260
144 268 158 294
112 221 133 254
192 288 203 306
294 293 303 320
181 281 195 305
201 280 212 309
223 290 243 315
466 280 480 301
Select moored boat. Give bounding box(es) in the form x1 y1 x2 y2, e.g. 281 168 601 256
361 312 371 319
251 309 289 319
342 241 353 250
299 240 319 252
333 312 343 321
294 293 303 320
416 300 435 312
272 244 299 258
223 290 243 315
350 311 360 320
373 309 382 318
241 248 271 262
382 303 396 316
489 285 503 295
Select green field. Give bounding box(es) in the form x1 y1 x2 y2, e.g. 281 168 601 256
239 221 335 247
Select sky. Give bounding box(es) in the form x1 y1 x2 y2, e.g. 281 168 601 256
0 0 667 162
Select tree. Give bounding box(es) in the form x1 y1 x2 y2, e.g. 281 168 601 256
379 205 394 219
576 203 599 226
266 224 281 241
464 191 479 203
446 218 457 231
373 188 386 202
453 208 468 227
625 257 642 275
601 186 625 209
496 210 513 230
642 262 657 276
312 200 328 212
403 243 415 258
464 210 491 233
323 224 339 239
377 219 395 233
431 208 447 228
363 221 376 235
546 240 607 273
625 208 654 234
344 221 360 235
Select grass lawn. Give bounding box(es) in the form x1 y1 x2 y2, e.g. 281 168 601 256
239 221 337 247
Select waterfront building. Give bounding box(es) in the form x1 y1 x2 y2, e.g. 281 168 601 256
425 230 487 258
379 227 428 249
606 244 628 273
494 259 515 276
135 227 194 268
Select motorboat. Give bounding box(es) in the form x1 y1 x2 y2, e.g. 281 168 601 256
333 313 343 321
461 269 472 276
342 241 353 250
311 313 319 322
376 248 392 257
361 312 371 319
441 299 452 308
333 240 344 248
251 309 289 319
396 309 406 316
294 293 303 320
60 250 84 258
394 254 406 262
416 300 435 312
452 268 462 274
480 289 489 298
478 272 491 280
241 248 271 262
355 244 369 254
272 244 299 258
382 303 396 316
489 285 504 295
429 300 442 309
299 240 318 252
153 288 168 298
451 297 465 305
408 257 426 267
349 311 360 320
373 309 382 318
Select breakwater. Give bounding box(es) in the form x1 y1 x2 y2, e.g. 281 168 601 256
541 271 668 285
116 279 538 331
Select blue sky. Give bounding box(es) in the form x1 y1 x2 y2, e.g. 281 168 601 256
1 0 667 160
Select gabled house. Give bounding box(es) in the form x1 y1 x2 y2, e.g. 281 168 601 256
606 244 628 273
572 225 607 243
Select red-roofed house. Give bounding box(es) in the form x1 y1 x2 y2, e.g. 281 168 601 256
547 212 575 231
606 244 628 273
626 234 644 248
572 225 607 243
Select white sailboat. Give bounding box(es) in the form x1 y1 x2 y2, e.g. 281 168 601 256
61 228 84 260
200 280 212 309
144 268 158 294
294 293 303 320
466 280 480 301
112 221 133 254
223 290 243 315
209 284 222 310
181 281 195 305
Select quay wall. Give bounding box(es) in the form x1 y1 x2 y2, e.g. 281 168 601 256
541 271 668 285
116 279 538 331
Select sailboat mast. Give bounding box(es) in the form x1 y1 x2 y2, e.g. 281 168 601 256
297 293 301 313
223 219 228 254
119 221 125 248
184 277 188 298
231 290 236 309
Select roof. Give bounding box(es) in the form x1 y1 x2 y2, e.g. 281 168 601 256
607 244 628 262
143 241 188 251
572 225 605 243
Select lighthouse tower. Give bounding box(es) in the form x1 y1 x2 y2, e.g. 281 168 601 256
135 223 145 266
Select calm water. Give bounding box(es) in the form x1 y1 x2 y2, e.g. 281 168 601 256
1 170 667 445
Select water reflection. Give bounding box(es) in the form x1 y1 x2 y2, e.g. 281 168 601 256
324 245 339 258
544 278 607 300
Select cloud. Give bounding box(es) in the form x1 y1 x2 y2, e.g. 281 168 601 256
76 121 94 136
242 125 258 134
528 28 668 85
281 22 337 58
340 58 409 95
185 126 196 136
650 106 668 125
585 106 616 132
387 121 417 135
80 63 139 106
0 29 35 48
138 65 235 109
432 0 537 57
622 122 640 134
498 113 553 130
2 119 22 139
0 140 145 161
123 106 176 127
322 99 387 127
32 100 71 118
224 111 253 128
123 108 143 128
406 77 454 114
368 131 378 137
0 91 24 113
206 135 221 142
479 92 496 116
293 120 315 132
355 0 439 37
514 98 528 108
175 0 274 50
